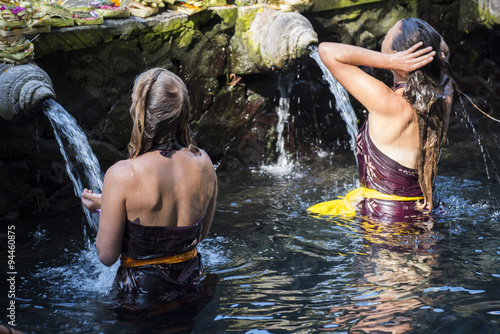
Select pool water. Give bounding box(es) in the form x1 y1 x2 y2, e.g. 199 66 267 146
1 138 499 333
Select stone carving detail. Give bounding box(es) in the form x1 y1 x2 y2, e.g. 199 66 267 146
249 8 318 69
0 62 56 123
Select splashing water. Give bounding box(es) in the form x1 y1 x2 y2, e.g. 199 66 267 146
457 95 500 184
309 46 358 158
43 98 103 231
261 74 297 176
27 100 115 316
33 239 119 297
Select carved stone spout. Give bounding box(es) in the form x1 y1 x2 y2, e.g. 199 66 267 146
0 62 56 123
230 7 318 73
249 8 318 70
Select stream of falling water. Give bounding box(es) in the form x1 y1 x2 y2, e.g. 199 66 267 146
43 98 103 232
309 46 359 159
457 95 500 184
260 74 297 176
261 48 360 175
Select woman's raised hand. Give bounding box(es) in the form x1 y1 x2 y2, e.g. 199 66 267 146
389 41 436 78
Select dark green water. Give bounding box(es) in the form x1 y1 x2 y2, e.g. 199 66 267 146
1 135 499 333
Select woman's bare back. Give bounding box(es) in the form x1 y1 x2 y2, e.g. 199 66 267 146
367 89 420 170
123 148 217 227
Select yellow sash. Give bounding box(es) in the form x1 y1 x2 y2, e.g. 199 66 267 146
307 187 424 217
120 249 198 268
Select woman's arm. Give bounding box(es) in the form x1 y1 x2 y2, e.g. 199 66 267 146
201 180 217 241
95 161 130 266
318 42 435 116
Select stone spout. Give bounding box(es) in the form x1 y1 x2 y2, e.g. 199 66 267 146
249 8 318 70
0 62 56 123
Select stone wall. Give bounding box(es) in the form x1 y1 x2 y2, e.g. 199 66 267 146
1 0 498 219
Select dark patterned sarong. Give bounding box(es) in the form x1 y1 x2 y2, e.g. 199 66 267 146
113 217 205 296
355 119 425 219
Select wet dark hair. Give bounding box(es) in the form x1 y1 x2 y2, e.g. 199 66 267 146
128 68 199 158
392 18 450 212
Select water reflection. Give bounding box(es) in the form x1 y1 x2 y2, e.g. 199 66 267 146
4 156 500 333
103 274 218 334
323 215 443 333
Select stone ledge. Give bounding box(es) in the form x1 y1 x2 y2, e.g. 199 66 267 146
32 10 189 56
310 0 386 12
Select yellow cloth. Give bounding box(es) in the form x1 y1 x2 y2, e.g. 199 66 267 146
307 187 424 217
120 249 198 268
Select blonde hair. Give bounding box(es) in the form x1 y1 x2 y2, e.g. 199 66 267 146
128 68 199 158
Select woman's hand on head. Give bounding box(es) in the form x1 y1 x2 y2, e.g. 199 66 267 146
388 41 436 78
81 188 102 213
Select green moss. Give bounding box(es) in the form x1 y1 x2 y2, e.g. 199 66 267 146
213 7 238 27
102 34 113 44
458 0 499 31
234 0 253 6
201 77 219 94
479 5 499 28
119 27 141 40
235 6 261 33
35 30 102 54
311 0 385 12
178 28 202 50
138 32 163 53
338 1 417 46
152 17 185 34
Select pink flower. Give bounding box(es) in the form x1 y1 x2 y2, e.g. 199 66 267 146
11 6 26 15
0 5 6 11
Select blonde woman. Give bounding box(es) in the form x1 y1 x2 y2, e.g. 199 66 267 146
82 68 217 295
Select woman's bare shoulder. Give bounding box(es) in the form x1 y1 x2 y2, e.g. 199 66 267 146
104 159 136 183
100 159 137 201
198 149 216 169
179 147 213 164
182 148 217 181
196 148 213 161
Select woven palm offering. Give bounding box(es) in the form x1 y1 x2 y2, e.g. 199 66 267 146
70 6 103 25
90 0 130 18
0 34 34 63
0 0 34 64
167 0 207 15
27 3 52 33
129 0 157 17
206 0 225 6
37 0 75 27
140 0 166 8
128 0 165 18
40 0 71 16
0 0 31 35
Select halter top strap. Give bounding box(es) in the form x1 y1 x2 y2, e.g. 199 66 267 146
152 137 183 158
392 82 406 91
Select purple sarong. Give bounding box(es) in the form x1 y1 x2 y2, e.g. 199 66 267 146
355 120 426 219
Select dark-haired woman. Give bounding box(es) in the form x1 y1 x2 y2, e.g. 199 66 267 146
309 18 452 219
81 68 217 296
